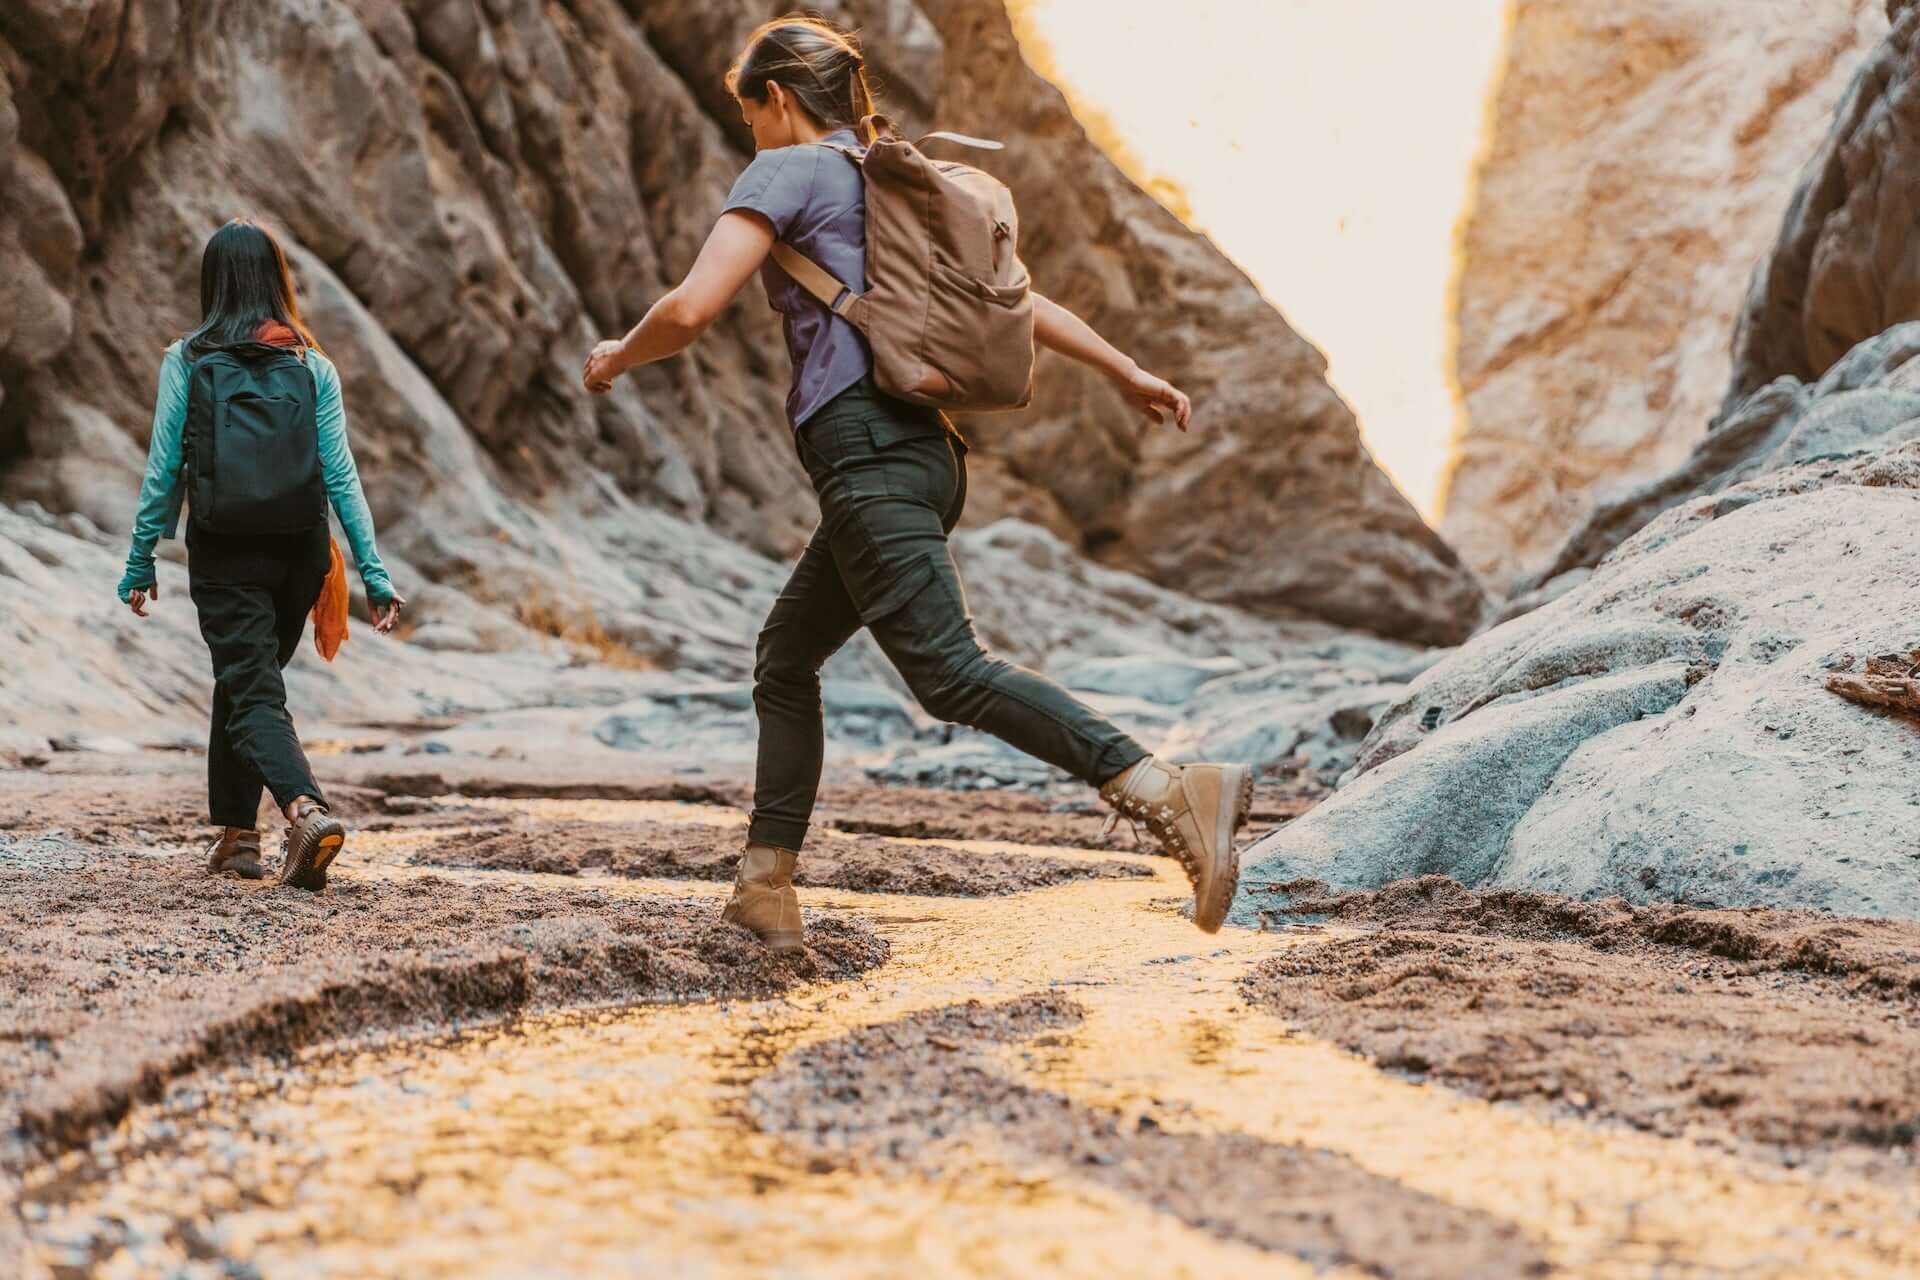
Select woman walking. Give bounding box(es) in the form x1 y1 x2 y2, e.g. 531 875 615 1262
119 218 404 889
584 16 1249 951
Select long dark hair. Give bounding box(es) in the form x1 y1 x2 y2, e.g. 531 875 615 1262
182 218 320 360
726 15 877 135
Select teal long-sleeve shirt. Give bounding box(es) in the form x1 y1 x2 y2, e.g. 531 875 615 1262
117 342 395 605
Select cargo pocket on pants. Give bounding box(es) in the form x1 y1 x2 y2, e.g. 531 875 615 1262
850 552 938 627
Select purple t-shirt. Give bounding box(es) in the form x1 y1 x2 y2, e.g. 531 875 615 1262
723 129 872 429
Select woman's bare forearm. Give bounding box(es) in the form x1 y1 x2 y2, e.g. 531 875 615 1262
585 213 774 389
1032 292 1136 380
612 290 707 370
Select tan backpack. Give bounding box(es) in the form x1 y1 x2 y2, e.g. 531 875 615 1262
769 114 1035 413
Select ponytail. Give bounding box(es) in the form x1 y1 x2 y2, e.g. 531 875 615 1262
727 15 877 134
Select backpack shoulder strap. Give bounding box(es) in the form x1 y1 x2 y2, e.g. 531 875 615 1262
767 140 866 314
769 242 859 317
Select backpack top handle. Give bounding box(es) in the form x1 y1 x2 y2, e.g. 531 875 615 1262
859 112 1004 153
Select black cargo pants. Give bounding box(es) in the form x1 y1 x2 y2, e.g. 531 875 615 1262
749 376 1148 851
186 524 331 828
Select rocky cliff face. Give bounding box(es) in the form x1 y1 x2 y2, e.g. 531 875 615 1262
1727 0 1920 410
1443 0 1885 591
0 0 1483 653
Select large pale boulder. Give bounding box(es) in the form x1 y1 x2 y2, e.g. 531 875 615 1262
1237 429 1920 922
0 0 1482 652
1444 0 1885 590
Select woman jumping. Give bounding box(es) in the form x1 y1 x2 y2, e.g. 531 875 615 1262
584 16 1250 951
119 218 404 890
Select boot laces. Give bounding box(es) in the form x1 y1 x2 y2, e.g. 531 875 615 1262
1101 786 1198 881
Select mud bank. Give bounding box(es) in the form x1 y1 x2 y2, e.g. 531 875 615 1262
0 838 885 1160
411 819 1151 896
752 995 1552 1278
1242 877 1920 1170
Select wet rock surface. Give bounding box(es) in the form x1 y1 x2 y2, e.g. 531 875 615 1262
1243 878 1920 1173
409 818 1151 896
1446 0 1885 588
752 995 1554 1279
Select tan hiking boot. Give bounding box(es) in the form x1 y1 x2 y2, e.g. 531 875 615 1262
278 798 345 892
721 841 804 954
1100 756 1252 933
206 828 263 880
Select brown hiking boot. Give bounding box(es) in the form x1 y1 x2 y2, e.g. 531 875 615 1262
278 798 345 892
1100 756 1252 933
206 828 263 880
720 841 804 954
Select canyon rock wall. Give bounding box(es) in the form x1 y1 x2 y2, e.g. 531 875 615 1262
1444 0 1885 591
0 0 1484 655
1237 6 1920 921
1727 0 1920 410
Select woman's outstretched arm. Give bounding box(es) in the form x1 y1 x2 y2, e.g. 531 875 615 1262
583 212 775 392
1032 293 1191 430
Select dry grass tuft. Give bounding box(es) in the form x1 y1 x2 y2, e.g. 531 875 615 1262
514 588 657 672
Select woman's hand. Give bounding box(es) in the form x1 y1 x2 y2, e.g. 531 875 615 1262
127 584 157 618
582 340 628 394
372 592 406 635
1115 363 1193 431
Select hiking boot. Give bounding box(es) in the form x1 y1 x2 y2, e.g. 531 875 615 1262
278 799 345 892
721 841 804 954
1100 756 1252 933
206 828 263 880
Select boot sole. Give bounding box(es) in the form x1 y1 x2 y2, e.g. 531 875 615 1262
722 905 806 956
208 852 264 880
280 817 345 892
1194 764 1252 934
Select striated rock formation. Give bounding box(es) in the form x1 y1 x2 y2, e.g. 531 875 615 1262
1527 323 1920 588
1236 332 1920 921
1444 0 1885 591
1727 0 1920 410
0 0 1483 652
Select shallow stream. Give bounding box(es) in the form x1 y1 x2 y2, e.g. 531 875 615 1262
19 801 1920 1278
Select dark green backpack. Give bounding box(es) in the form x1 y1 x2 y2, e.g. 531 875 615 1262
180 344 327 536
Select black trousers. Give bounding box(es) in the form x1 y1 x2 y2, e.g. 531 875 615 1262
749 376 1149 851
186 525 330 828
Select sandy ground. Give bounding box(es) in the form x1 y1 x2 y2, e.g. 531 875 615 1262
0 750 905 1167
9 748 1920 1277
411 819 1152 895
751 994 1554 1278
1242 877 1920 1174
0 836 886 1157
